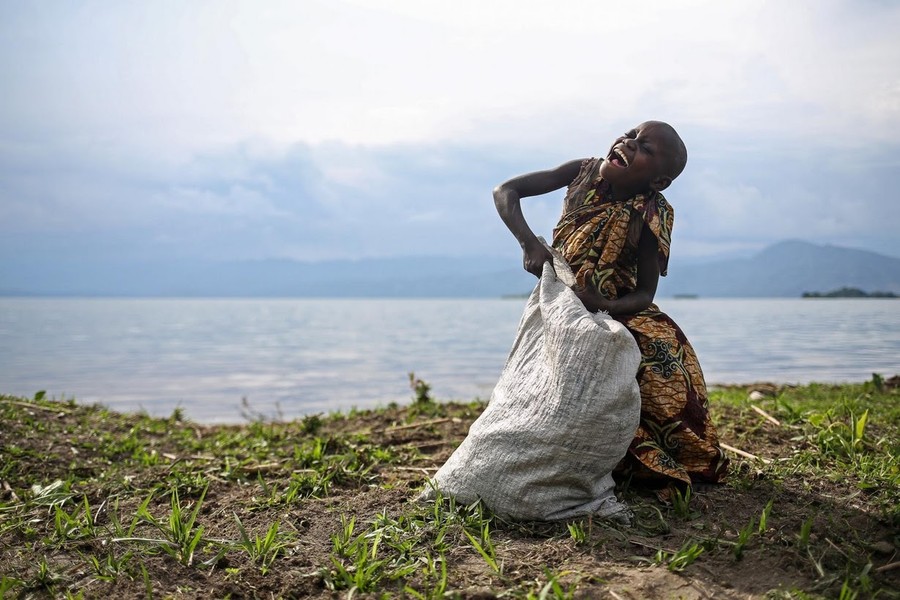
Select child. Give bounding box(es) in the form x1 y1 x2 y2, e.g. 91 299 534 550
493 121 729 497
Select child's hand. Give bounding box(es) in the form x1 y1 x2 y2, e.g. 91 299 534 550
573 285 613 314
522 243 554 277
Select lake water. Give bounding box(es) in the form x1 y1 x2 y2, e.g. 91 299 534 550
1 297 898 423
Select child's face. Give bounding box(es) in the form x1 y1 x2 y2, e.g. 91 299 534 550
598 121 676 198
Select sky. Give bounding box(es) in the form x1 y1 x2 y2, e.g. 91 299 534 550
2 0 899 270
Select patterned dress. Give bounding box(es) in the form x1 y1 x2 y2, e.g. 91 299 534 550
552 158 729 492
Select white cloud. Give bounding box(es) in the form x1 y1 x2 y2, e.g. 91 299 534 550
160 185 291 219
2 0 899 265
4 0 899 149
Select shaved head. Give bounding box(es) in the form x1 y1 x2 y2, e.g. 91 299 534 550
653 121 688 180
599 120 689 197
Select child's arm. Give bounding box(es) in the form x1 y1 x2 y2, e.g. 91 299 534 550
493 159 584 276
573 223 660 315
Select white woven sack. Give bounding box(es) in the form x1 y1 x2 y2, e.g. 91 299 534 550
427 255 641 521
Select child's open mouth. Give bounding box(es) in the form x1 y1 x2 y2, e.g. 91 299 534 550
607 147 629 168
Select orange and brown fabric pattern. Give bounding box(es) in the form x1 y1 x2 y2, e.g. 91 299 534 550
553 158 729 495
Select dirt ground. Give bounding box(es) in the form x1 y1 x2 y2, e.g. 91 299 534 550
1 382 898 599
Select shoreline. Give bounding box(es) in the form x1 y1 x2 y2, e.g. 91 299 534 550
6 378 895 428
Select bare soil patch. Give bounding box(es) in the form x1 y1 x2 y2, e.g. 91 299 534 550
1 381 898 599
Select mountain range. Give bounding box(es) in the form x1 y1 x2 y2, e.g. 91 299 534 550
657 240 900 298
1 240 898 298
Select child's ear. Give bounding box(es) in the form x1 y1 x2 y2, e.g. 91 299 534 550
650 175 672 192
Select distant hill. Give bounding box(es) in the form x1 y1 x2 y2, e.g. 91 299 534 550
0 255 536 298
2 240 898 298
658 240 900 297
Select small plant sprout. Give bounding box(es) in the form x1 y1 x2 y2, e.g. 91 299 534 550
670 486 693 520
733 517 755 560
53 495 99 544
797 516 814 550
87 551 133 582
30 479 75 509
838 578 860 600
647 540 705 573
408 372 432 404
0 576 23 597
140 563 153 598
322 526 388 593
169 405 185 422
233 514 291 575
300 413 323 435
758 498 774 534
850 409 869 455
566 521 587 544
667 540 705 572
138 485 209 566
332 514 356 556
530 569 577 600
811 404 871 460
464 520 501 574
32 557 61 590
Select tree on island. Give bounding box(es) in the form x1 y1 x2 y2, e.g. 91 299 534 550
802 287 898 298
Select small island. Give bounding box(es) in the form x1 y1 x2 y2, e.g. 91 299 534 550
802 286 897 298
